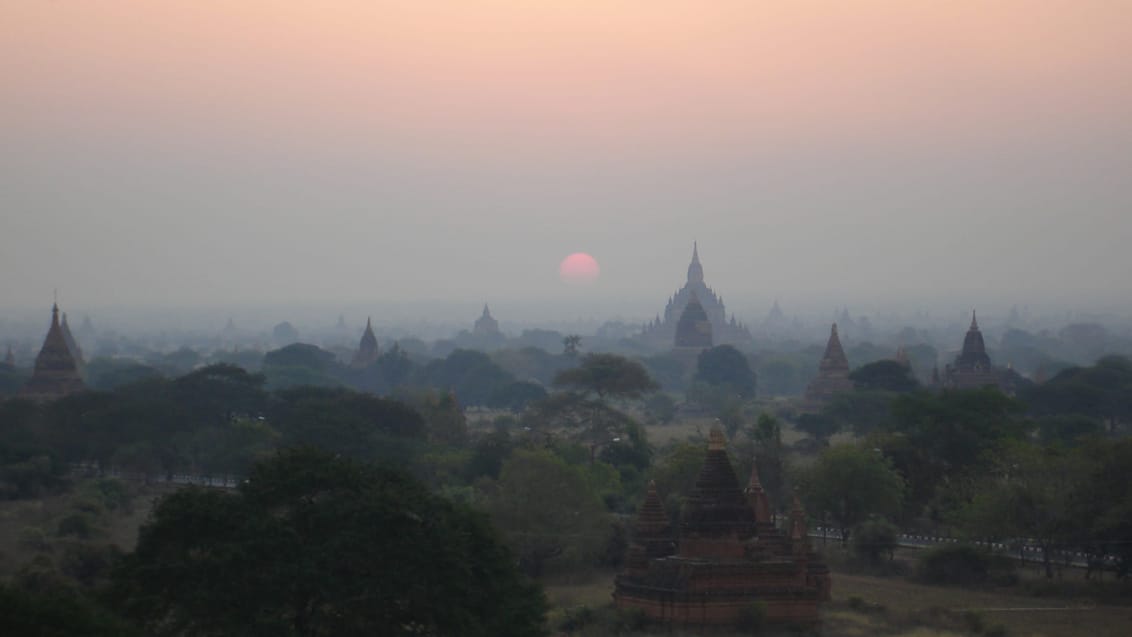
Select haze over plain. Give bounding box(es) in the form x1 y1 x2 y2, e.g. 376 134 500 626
3 1 1131 322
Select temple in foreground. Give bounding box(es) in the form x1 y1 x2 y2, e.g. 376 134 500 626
613 429 830 627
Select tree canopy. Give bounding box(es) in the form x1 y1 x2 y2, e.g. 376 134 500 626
693 345 756 398
553 353 658 400
111 448 547 637
848 360 920 393
801 444 906 544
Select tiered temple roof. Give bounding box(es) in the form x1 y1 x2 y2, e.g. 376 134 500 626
673 291 713 350
21 304 86 400
60 313 84 372
944 311 999 390
472 304 501 337
803 323 854 407
613 428 830 628
640 243 752 348
350 317 380 368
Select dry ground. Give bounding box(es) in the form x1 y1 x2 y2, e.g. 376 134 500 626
542 568 1132 637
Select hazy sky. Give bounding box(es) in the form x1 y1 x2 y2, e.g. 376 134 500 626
3 1 1131 322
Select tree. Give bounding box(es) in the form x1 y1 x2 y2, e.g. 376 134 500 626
800 444 905 544
694 345 756 398
562 335 581 358
0 584 139 637
794 412 840 446
650 442 711 520
412 349 516 407
849 360 920 393
553 353 658 401
881 389 1029 516
749 414 788 513
484 449 609 577
960 444 1084 578
1072 439 1132 579
1024 355 1132 434
111 448 546 637
267 387 426 465
852 518 900 564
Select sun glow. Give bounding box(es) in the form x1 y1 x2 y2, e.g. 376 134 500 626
559 253 600 286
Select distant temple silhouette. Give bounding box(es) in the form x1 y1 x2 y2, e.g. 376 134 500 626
640 243 752 348
350 317 380 368
804 323 854 407
614 428 830 627
472 304 502 338
942 311 1000 390
21 304 86 400
674 291 713 350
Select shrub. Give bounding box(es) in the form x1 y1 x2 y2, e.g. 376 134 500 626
852 518 899 564
736 600 767 632
916 543 1014 586
56 514 97 540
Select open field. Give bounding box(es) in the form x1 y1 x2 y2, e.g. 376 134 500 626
542 568 1132 637
0 481 169 579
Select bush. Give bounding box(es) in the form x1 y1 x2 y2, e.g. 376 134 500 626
916 544 1014 587
59 543 122 587
852 518 899 564
736 600 767 632
56 514 97 540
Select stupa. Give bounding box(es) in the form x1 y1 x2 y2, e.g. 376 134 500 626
21 304 86 400
613 428 830 627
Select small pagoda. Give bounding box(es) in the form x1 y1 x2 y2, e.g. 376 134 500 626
614 429 830 627
473 304 502 338
350 317 380 369
943 311 999 390
21 304 86 400
803 323 854 408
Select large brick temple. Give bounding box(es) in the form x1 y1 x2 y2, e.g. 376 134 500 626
613 429 830 627
639 243 752 348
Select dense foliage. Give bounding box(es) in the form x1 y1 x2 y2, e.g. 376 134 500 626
110 448 547 637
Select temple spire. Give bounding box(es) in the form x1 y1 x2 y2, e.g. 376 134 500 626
350 316 379 368
21 302 85 400
686 242 704 284
970 310 979 331
745 457 772 525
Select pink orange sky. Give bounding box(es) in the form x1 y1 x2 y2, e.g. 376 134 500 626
5 1 1129 156
2 1 1131 316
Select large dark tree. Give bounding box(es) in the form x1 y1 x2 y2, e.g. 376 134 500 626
111 448 546 637
0 585 138 637
800 444 906 544
693 345 756 398
267 387 425 465
1024 355 1132 434
848 359 920 393
412 349 516 407
553 353 658 400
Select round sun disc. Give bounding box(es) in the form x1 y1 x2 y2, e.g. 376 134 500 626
559 252 600 285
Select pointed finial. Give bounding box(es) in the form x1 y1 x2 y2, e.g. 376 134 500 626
366 316 372 329
747 456 763 491
693 240 699 260
482 304 491 317
970 310 979 330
